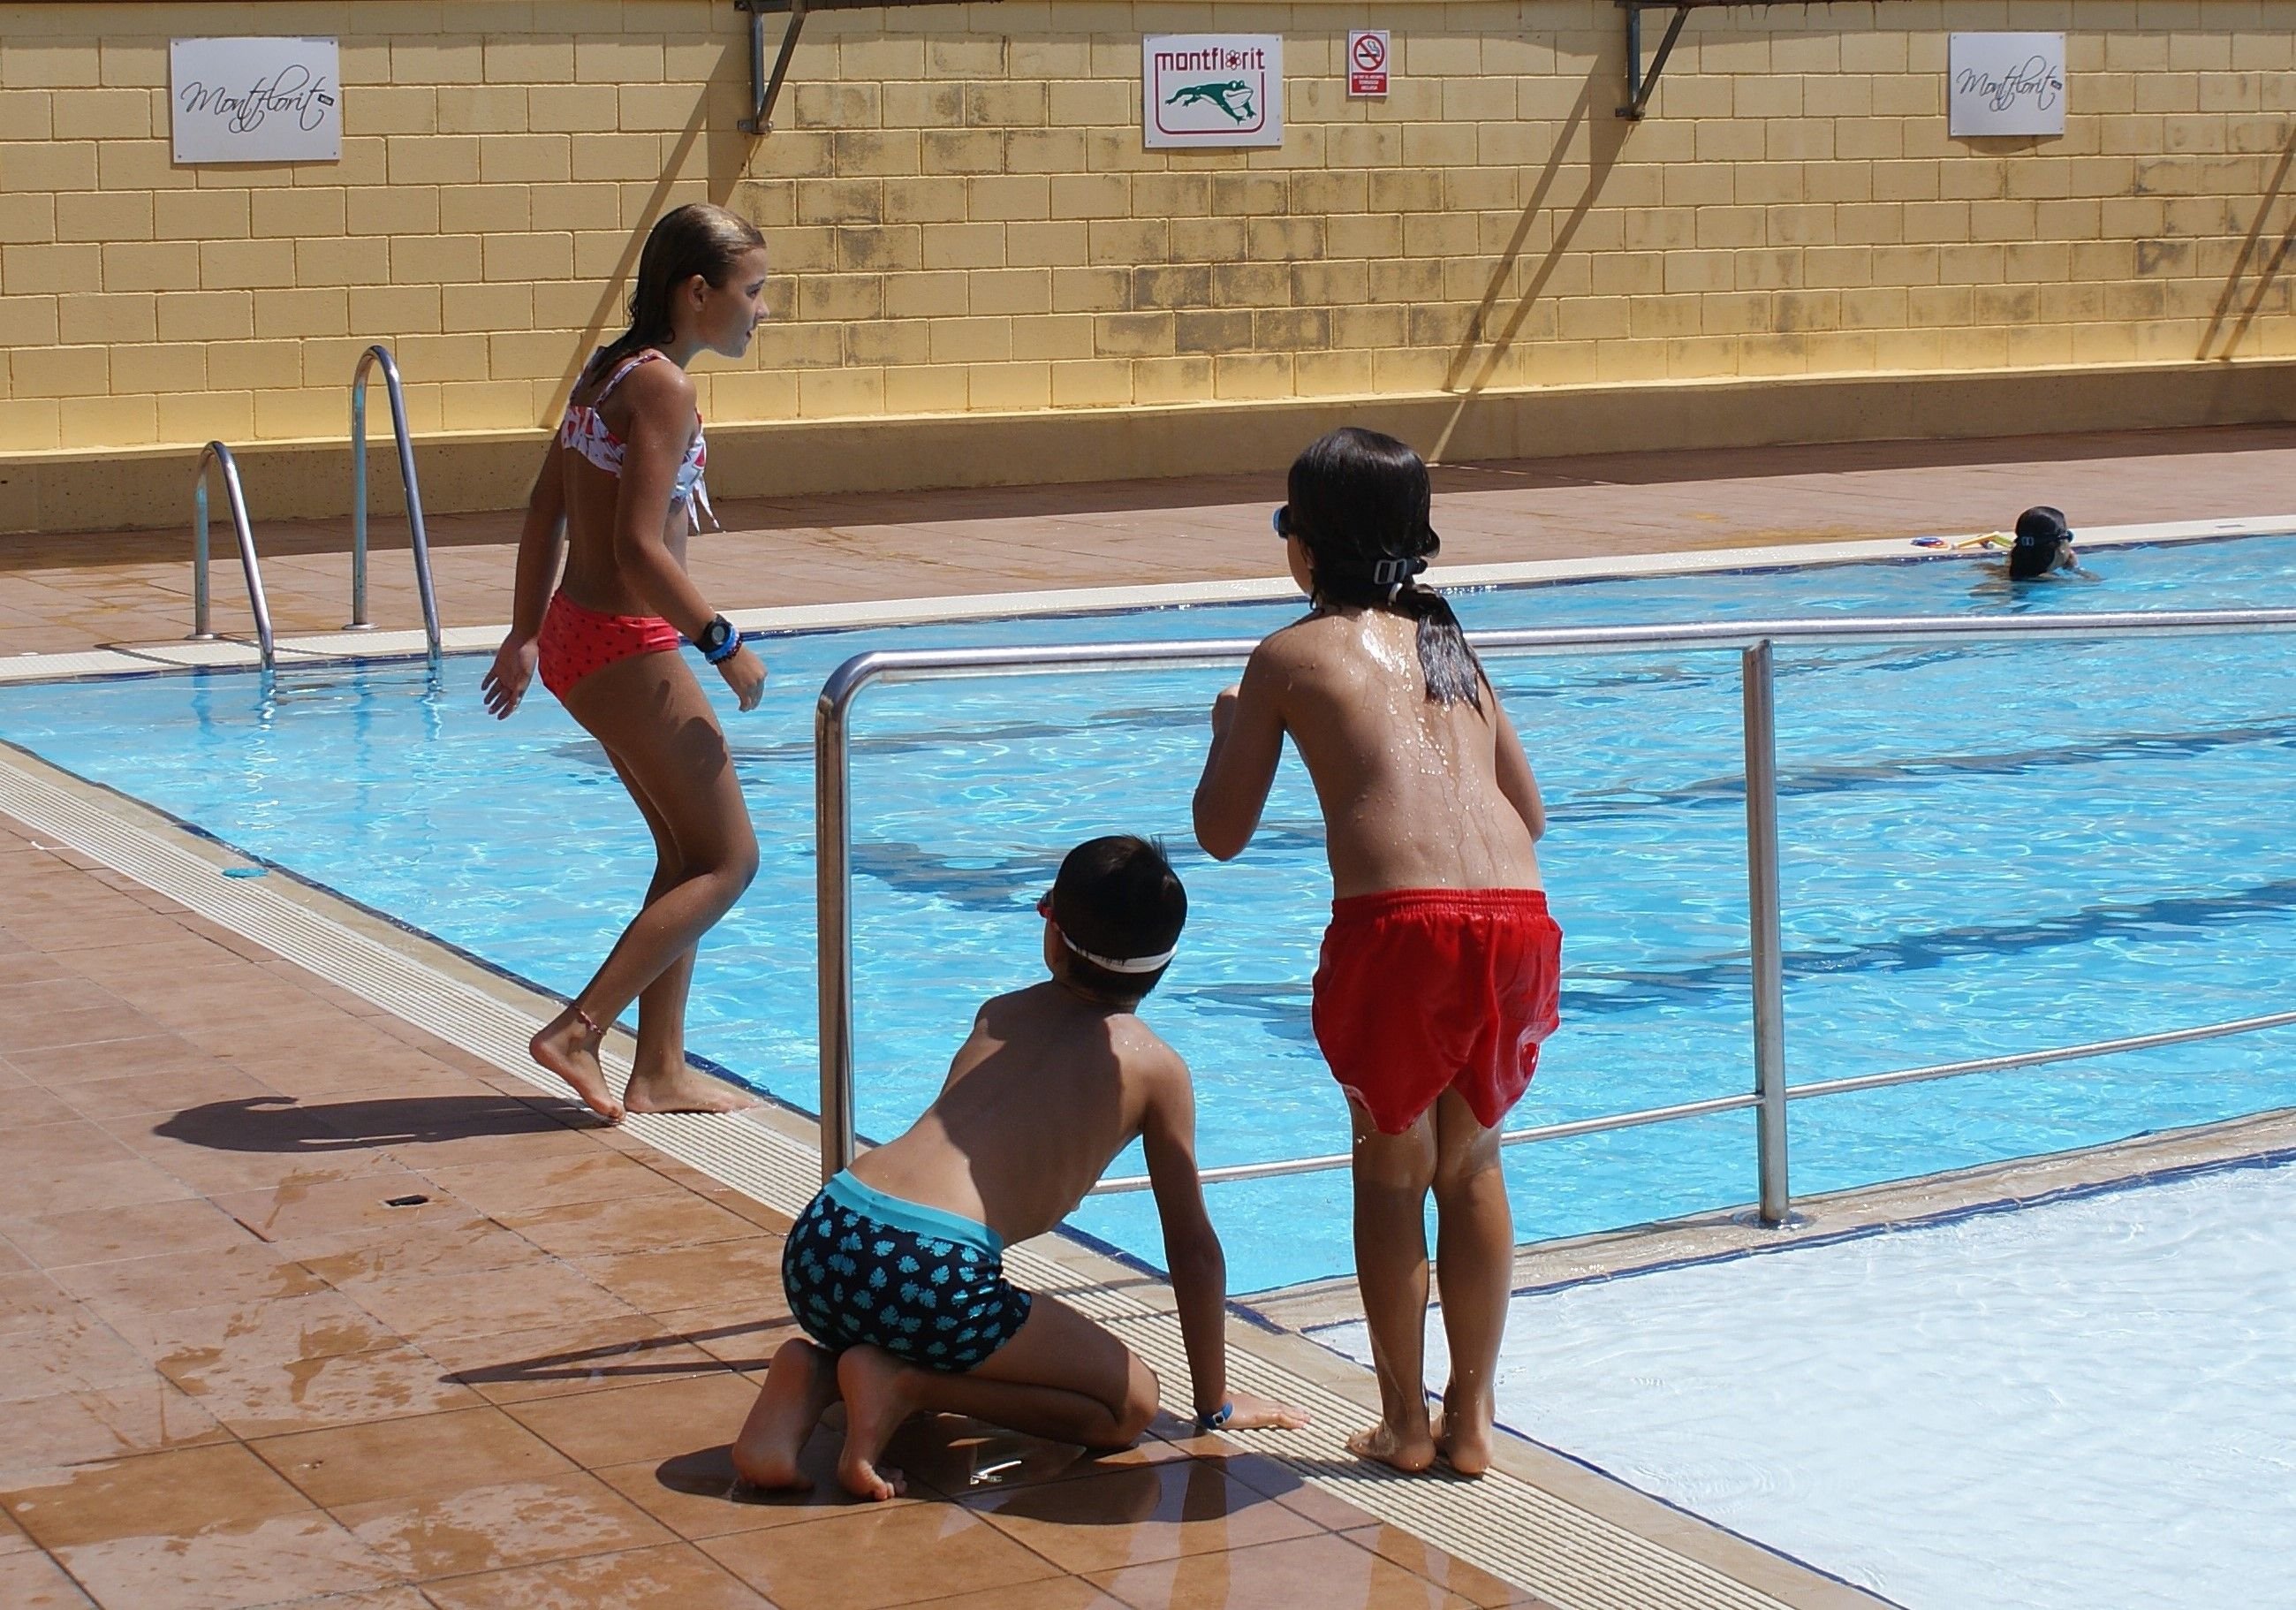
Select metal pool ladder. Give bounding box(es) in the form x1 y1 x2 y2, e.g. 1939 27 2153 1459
188 346 443 674
348 344 443 668
189 441 275 670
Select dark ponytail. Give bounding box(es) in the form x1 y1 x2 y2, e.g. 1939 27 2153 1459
1283 427 1483 709
588 201 766 381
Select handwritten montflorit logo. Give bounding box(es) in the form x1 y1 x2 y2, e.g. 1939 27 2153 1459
178 63 337 133
1953 55 2063 115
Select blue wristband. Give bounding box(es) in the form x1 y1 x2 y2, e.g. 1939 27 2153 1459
1194 1401 1234 1435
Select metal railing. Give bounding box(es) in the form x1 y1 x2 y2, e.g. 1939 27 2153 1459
349 345 443 668
815 608 2296 1225
190 441 275 671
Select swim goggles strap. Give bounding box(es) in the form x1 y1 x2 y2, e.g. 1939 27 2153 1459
1368 555 1428 586
1059 931 1178 975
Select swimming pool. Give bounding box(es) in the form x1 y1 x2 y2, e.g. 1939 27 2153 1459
1308 1152 2296 1610
1 538 2292 1293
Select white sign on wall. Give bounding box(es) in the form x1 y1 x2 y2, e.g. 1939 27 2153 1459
1143 35 1284 148
1348 30 1390 97
1948 33 2066 137
170 37 341 163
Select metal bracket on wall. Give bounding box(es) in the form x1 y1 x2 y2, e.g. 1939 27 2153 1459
737 0 998 134
1617 0 1694 120
735 0 807 134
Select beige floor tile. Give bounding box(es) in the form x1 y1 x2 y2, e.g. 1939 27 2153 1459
414 1151 694 1216
701 1500 1066 1610
52 1510 403 1610
504 1371 761 1469
420 1540 777 1609
155 1338 485 1439
0 1549 98 1608
496 1190 770 1258
51 1241 330 1323
0 1440 313 1550
901 1580 1133 1610
421 1314 738 1405
213 1170 459 1244
0 1379 230 1467
1342 1524 1562 1608
0 1197 253 1270
1088 1531 1477 1609
4 1033 221 1087
0 1313 163 1404
254 1405 580 1510
1 1270 102 1338
331 1470 674 1581
964 1458 1324 1575
141 1287 400 1374
332 1256 643 1347
565 1237 785 1315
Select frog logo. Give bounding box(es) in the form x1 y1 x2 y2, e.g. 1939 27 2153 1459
1164 80 1256 123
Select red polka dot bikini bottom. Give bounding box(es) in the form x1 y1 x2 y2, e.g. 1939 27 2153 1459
537 589 683 701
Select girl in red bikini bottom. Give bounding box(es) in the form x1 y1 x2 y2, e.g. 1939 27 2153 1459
1193 426 1560 1483
480 202 775 1124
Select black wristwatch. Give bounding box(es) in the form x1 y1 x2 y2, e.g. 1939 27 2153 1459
693 615 739 664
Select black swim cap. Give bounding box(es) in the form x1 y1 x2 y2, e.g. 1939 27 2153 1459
2013 505 2070 550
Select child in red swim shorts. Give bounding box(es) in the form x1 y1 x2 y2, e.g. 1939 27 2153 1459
1193 427 1559 1480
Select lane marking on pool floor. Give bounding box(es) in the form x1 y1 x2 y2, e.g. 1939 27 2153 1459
0 740 1874 1610
6 513 2288 682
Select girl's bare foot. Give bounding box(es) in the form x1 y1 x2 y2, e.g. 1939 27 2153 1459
1346 1420 1437 1474
1433 1396 1495 1477
624 1060 762 1115
530 1007 621 1122
731 1340 838 1490
833 1345 914 1502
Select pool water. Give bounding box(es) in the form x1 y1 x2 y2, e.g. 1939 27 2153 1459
1309 1153 2296 1610
1 540 2292 1293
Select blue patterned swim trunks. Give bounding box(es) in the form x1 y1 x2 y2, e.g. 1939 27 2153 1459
782 1171 1034 1373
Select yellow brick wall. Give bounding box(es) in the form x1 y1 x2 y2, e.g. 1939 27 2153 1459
3 0 2293 457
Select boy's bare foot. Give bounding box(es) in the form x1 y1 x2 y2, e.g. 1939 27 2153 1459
625 1061 761 1115
833 1345 914 1502
530 1007 621 1122
1345 1420 1437 1474
731 1340 838 1491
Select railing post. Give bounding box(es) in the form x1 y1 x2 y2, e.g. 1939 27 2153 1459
348 361 371 630
1742 639 1791 1224
815 676 858 1182
191 477 214 641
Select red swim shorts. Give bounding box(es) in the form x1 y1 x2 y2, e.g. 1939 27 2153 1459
538 589 682 701
1311 887 1562 1135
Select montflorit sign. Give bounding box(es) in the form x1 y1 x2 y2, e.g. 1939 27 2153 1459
1947 33 2066 137
170 36 341 163
1143 35 1284 148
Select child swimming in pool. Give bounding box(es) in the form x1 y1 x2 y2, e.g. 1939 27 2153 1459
1193 427 1561 1478
732 835 1306 1501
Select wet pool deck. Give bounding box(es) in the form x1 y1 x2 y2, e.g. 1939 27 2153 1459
2 422 2292 1608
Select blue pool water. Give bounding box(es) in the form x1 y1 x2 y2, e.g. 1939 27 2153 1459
2 541 2292 1293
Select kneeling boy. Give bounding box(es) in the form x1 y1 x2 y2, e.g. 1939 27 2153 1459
734 835 1306 1500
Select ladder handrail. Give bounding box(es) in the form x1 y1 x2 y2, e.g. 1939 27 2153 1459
190 442 275 672
349 344 443 668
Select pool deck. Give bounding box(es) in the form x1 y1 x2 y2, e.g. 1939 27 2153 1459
3 422 2292 1609
6 421 2296 655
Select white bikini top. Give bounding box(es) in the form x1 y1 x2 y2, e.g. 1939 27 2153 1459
558 349 716 530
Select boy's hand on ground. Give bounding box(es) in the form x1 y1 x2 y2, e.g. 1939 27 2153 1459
1222 1391 1309 1432
481 634 536 719
716 643 768 711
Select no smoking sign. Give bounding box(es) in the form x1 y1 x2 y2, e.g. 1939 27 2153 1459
1347 29 1389 97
